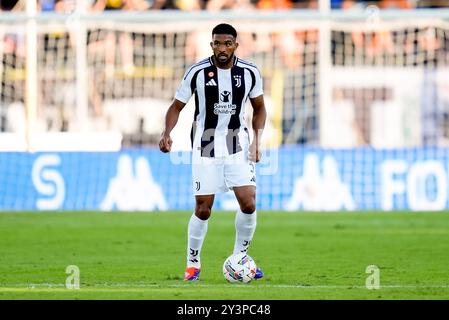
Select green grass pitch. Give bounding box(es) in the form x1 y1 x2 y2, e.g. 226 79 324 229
1 211 449 300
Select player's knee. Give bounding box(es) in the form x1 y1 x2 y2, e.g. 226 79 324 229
195 204 211 220
240 200 256 214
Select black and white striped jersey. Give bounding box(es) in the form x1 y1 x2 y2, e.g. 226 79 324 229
175 56 263 158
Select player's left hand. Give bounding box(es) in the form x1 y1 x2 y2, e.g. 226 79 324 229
249 142 261 163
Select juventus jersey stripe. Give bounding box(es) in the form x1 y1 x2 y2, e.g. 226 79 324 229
175 56 263 158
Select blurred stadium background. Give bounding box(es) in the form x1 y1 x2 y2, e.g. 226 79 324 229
1 0 449 212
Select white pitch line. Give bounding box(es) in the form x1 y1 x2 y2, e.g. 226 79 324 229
1 283 449 289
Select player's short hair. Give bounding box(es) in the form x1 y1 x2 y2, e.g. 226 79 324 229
212 23 237 39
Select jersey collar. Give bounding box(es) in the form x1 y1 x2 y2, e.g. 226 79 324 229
209 55 238 68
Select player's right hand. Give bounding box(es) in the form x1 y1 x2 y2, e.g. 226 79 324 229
159 134 173 153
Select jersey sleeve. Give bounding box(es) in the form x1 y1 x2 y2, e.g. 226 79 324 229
174 68 195 103
249 67 263 99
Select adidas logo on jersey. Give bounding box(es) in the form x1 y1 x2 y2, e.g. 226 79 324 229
206 79 217 86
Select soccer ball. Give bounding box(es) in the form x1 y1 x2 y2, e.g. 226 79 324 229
223 253 257 283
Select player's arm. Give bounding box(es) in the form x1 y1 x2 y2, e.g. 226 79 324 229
159 99 186 153
249 95 266 163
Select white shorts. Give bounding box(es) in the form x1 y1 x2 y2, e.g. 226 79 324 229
192 150 256 196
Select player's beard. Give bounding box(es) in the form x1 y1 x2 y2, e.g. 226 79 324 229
215 52 234 66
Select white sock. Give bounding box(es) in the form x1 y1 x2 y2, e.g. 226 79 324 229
233 209 257 254
187 213 208 268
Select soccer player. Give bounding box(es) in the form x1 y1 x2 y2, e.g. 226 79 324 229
159 23 267 281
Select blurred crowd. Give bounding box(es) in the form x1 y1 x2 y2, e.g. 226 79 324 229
332 0 449 9
1 0 449 12
1 0 448 144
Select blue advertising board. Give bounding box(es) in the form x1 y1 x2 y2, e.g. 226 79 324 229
1 147 448 211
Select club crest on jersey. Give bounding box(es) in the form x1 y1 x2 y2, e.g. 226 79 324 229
233 75 242 88
214 91 236 115
208 71 214 77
